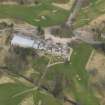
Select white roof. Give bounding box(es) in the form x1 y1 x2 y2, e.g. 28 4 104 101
11 35 34 48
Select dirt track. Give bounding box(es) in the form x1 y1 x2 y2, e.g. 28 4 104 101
86 51 105 77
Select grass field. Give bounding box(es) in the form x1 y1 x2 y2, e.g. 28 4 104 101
53 0 69 3
0 83 30 105
75 0 105 27
0 3 69 27
46 43 100 105
0 0 104 28
0 83 62 105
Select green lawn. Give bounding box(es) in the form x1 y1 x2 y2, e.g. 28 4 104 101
0 44 100 105
0 0 103 104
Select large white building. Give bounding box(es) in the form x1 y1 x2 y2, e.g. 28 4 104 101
11 35 34 48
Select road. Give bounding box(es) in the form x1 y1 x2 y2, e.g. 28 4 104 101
73 27 102 44
13 22 102 45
